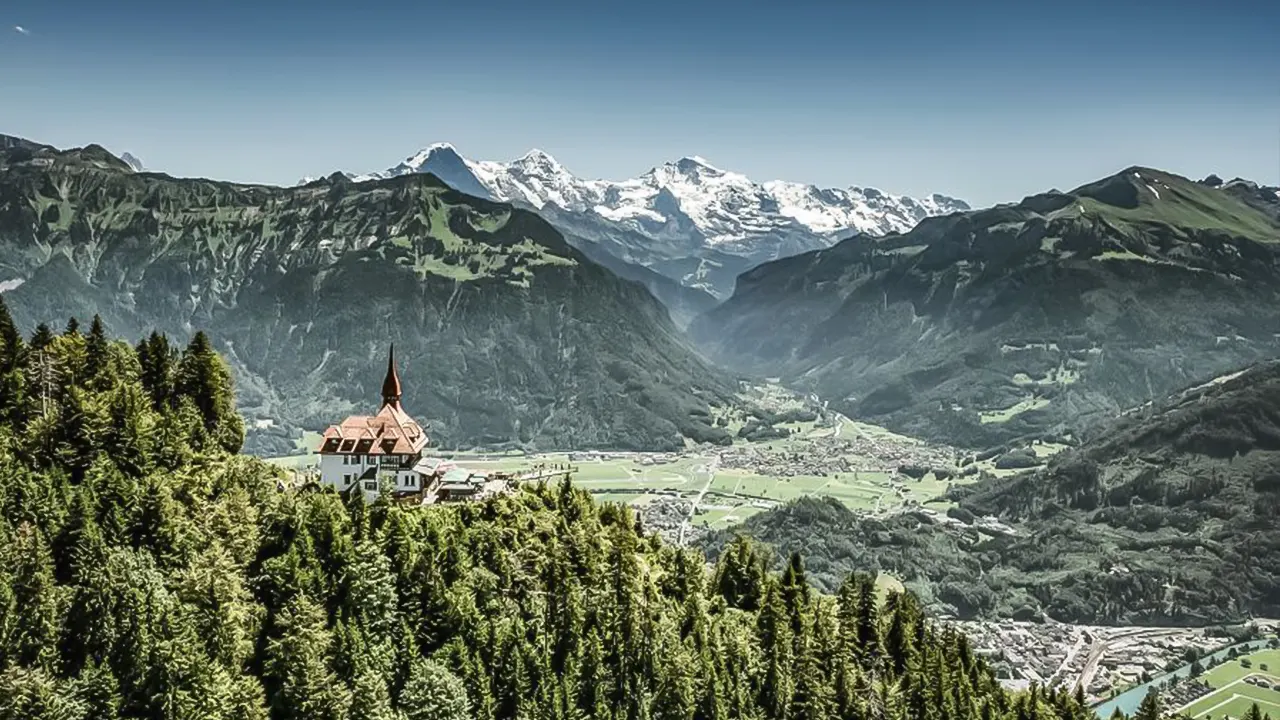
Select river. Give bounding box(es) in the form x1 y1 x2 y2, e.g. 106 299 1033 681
1093 640 1271 718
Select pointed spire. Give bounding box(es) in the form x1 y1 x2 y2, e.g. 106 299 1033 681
381 344 402 409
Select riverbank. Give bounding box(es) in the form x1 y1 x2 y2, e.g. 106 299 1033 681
1093 640 1272 718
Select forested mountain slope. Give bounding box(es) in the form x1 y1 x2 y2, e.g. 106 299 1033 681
692 167 1280 449
0 313 1097 720
0 136 737 454
702 362 1280 625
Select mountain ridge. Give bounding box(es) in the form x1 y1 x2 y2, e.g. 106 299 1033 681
321 143 970 298
0 135 741 455
691 165 1280 450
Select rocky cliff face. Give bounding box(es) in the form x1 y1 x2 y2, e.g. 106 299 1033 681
691 167 1280 449
0 136 740 455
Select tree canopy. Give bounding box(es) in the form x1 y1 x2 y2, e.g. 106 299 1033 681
0 303 1097 720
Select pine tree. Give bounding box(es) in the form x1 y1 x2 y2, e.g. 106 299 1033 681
349 667 397 720
400 658 472 720
855 574 881 669
713 535 767 611
136 332 174 411
883 593 914 678
102 383 152 476
0 296 25 366
73 660 123 720
84 315 109 387
264 594 351 720
757 582 794 719
173 331 244 453
0 297 26 428
28 323 54 353
0 523 62 672
1134 690 1161 720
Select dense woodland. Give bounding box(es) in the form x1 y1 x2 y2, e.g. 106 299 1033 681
0 297 1100 719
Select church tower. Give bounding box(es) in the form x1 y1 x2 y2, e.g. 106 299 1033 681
382 344 402 409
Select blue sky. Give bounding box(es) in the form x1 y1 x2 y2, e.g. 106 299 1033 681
2 0 1277 206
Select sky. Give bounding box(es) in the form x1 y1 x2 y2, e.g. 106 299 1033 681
2 0 1278 207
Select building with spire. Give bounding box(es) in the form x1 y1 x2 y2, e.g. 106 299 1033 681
317 346 438 500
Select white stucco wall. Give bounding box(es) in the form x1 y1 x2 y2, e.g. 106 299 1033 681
320 453 423 501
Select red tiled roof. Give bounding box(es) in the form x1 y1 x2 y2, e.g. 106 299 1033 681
319 402 428 455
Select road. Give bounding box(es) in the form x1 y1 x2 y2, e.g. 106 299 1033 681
1076 632 1109 695
1050 631 1087 688
677 456 719 546
1075 627 1184 697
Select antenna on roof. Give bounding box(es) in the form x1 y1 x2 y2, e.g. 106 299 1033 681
381 344 402 409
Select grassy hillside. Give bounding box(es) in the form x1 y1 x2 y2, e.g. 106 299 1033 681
691 167 1280 450
0 136 739 454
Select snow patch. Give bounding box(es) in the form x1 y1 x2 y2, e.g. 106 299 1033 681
345 145 970 253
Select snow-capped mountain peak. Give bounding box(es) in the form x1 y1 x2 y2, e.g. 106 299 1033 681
386 143 466 176
120 152 145 173
401 142 461 169
513 148 561 168
336 144 969 295
673 155 720 172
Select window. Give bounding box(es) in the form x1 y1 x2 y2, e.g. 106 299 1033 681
405 475 417 488
343 474 352 486
363 480 378 491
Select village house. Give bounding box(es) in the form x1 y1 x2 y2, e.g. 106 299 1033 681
317 346 438 501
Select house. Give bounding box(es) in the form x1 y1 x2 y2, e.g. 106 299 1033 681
436 468 486 502
317 346 434 501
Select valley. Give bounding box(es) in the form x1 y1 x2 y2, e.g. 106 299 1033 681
266 383 995 543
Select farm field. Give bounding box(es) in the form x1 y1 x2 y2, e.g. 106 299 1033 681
1180 650 1280 720
262 409 991 531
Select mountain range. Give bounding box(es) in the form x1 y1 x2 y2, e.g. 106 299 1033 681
692 167 1280 450
0 135 740 455
316 144 970 303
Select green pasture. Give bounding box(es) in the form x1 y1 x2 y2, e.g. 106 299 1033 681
1203 651 1280 688
1184 683 1280 720
1180 649 1280 719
